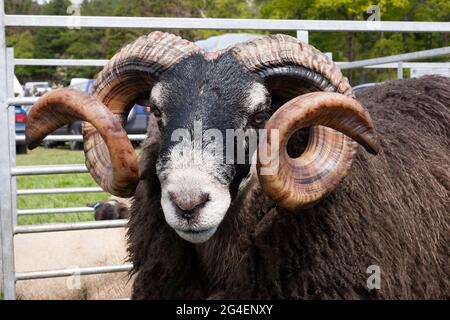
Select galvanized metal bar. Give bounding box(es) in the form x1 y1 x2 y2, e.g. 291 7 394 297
15 263 133 281
356 62 450 69
397 61 404 79
18 207 94 216
17 187 104 196
14 58 108 67
11 164 88 176
15 134 147 142
14 220 127 234
4 15 450 32
14 59 449 71
340 46 450 69
6 48 17 226
12 59 449 73
0 0 16 300
6 48 18 228
8 97 37 106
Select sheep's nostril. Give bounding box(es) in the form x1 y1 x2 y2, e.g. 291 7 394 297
168 191 209 220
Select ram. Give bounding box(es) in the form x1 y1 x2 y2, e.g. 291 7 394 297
26 32 449 299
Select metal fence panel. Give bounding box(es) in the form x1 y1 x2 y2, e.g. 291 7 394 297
17 207 94 216
17 187 104 196
14 220 128 235
14 58 108 67
15 134 147 142
15 263 133 281
0 0 16 300
4 15 450 32
11 164 88 176
339 46 450 69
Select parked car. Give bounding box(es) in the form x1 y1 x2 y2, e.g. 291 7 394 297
24 82 51 97
44 79 150 150
15 105 28 154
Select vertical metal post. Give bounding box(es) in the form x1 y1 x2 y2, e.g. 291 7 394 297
397 61 404 79
7 48 18 228
0 0 17 300
296 30 309 44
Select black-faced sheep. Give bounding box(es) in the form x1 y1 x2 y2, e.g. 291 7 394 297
26 32 449 299
91 197 131 220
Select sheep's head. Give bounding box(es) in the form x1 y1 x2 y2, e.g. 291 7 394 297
26 32 379 243
151 53 271 242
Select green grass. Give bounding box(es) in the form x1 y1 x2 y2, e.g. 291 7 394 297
16 147 109 225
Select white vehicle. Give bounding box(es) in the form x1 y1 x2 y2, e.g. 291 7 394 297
24 81 51 97
69 78 90 87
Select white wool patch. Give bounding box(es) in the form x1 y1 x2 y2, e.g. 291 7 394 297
150 82 168 124
160 169 230 243
158 136 231 243
151 82 164 106
246 82 269 113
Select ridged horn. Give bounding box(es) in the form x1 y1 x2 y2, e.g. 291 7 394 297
229 34 378 209
26 31 202 197
257 92 379 210
83 31 203 197
25 88 139 196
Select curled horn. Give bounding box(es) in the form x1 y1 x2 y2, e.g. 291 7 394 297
26 89 139 196
230 34 379 209
258 92 378 210
26 31 203 197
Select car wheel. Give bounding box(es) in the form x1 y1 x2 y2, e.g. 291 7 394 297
69 126 83 151
16 144 28 154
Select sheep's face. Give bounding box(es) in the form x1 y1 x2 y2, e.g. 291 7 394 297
151 53 271 243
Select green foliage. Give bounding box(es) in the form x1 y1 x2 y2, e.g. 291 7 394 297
16 147 109 225
5 0 449 84
4 0 40 14
258 0 449 83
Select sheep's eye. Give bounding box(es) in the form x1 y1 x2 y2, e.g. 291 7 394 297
152 107 162 119
252 112 268 125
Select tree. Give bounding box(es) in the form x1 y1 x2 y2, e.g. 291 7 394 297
257 0 449 83
5 0 40 14
5 0 449 84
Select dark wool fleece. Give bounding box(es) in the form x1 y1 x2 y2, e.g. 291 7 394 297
127 75 449 299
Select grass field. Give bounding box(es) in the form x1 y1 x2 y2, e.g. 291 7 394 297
16 147 110 225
